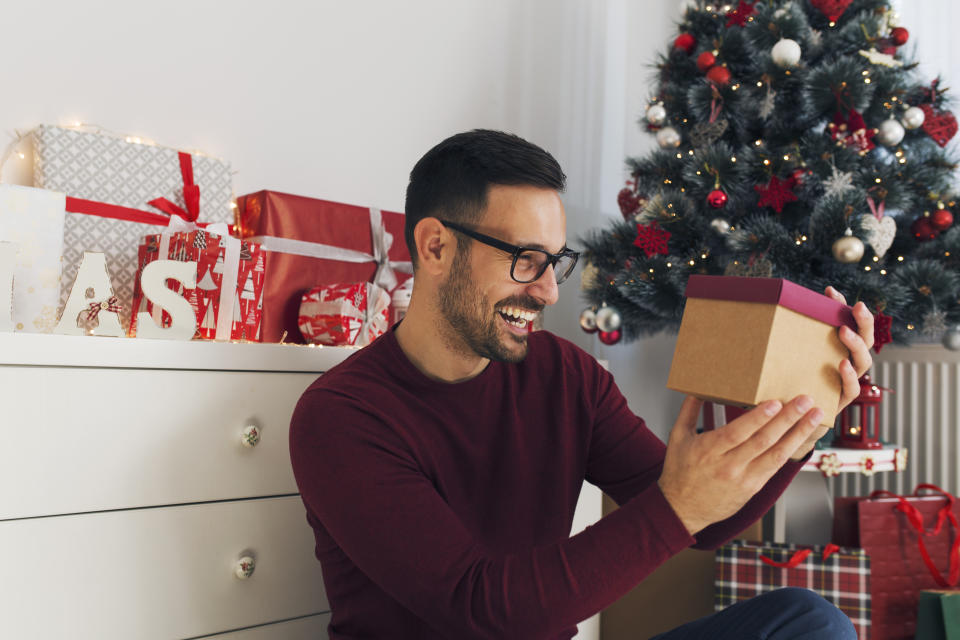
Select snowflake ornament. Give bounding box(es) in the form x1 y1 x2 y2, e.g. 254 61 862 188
633 221 671 258
755 175 798 213
818 452 842 478
859 48 903 68
922 309 948 338
823 165 855 198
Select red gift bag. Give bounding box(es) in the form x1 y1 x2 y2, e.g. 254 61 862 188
833 484 960 640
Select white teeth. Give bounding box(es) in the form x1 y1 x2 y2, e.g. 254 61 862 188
499 307 537 323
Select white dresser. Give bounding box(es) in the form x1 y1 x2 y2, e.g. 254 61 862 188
0 333 355 640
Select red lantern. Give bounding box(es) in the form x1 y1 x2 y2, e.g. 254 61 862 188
832 375 888 449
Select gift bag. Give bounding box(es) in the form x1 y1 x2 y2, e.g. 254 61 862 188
832 484 960 640
715 540 871 638
916 590 960 640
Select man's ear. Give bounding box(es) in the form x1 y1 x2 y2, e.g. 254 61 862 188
413 217 454 276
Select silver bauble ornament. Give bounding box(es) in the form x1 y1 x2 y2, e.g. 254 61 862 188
579 307 598 333
902 106 925 130
646 103 667 127
656 126 682 149
876 119 905 146
595 306 623 333
710 217 731 234
943 326 960 351
832 229 865 263
771 38 802 68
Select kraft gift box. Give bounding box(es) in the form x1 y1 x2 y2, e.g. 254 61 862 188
667 275 856 427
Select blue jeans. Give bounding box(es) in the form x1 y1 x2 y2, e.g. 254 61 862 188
650 588 857 640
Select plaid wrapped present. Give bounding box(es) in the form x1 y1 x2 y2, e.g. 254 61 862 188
716 540 871 638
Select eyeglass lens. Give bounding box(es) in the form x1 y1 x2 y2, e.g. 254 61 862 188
512 250 577 284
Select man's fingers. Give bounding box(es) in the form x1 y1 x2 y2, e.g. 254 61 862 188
755 407 824 471
852 301 876 351
838 359 861 409
726 396 817 462
839 324 872 376
825 286 846 305
669 396 704 444
710 399 783 452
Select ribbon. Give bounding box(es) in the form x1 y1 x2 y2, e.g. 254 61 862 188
709 85 723 124
86 296 122 321
300 283 390 346
866 196 885 220
248 208 413 292
869 484 960 588
147 151 201 223
760 544 840 568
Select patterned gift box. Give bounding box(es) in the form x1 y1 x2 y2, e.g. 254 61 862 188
129 230 264 341
298 282 390 347
0 185 66 333
236 190 412 344
716 540 871 638
32 125 234 330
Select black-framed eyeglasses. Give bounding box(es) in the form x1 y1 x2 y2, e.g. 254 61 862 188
439 220 579 285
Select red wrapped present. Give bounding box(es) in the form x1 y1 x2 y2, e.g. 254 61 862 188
128 230 265 341
716 540 871 638
298 282 390 347
833 484 960 640
236 190 412 343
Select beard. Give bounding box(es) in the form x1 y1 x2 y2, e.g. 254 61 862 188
437 250 542 364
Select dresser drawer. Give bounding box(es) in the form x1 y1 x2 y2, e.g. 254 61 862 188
194 613 330 639
0 496 327 640
0 367 319 519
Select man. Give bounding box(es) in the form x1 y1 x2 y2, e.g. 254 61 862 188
290 130 874 639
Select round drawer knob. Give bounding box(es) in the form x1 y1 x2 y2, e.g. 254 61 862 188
241 425 261 448
235 556 256 579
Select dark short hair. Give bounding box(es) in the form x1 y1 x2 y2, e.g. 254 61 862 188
404 129 566 267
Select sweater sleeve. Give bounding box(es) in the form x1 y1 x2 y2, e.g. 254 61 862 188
581 358 809 549
290 388 695 640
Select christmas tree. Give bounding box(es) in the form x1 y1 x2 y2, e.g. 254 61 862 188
580 0 960 349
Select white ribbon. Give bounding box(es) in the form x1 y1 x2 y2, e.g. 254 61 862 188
156 215 241 341
248 207 412 292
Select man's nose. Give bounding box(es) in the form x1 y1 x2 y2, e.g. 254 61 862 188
527 262 560 306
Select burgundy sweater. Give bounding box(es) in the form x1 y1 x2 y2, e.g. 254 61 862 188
289 328 804 639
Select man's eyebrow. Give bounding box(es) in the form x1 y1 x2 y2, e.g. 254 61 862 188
517 242 569 253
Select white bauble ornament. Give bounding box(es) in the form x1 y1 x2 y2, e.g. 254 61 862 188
832 230 865 263
646 104 667 127
876 119 905 146
579 307 598 333
595 306 623 333
943 326 960 351
710 217 731 234
902 106 925 130
771 39 802 68
656 126 682 149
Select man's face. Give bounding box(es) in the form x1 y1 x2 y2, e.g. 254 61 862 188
437 184 566 363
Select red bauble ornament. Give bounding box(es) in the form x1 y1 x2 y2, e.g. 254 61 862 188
911 216 939 241
931 208 954 231
790 168 811 184
696 51 716 72
674 33 696 55
706 65 731 87
890 27 909 46
707 189 728 208
598 329 622 345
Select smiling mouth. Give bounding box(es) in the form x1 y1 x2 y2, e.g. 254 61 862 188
497 306 537 330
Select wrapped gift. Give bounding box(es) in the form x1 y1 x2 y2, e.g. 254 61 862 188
128 230 265 341
916 590 960 640
33 125 234 330
716 540 871 638
236 190 412 343
833 485 960 640
667 275 856 427
298 282 390 346
0 185 66 332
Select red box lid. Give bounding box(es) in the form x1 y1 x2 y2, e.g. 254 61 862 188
684 275 856 330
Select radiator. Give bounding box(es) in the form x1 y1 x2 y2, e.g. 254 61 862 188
829 344 960 498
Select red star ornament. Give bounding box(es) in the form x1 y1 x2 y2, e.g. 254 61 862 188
726 0 756 27
633 221 671 258
755 175 798 213
873 310 893 353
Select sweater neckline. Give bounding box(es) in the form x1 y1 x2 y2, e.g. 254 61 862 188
382 323 501 391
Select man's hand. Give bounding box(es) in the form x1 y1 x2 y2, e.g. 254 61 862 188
787 286 875 459
658 394 824 536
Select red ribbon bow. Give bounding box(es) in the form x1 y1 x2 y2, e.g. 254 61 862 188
760 543 840 568
147 151 201 223
86 296 123 321
869 483 960 587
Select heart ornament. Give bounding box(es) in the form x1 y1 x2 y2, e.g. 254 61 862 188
860 214 896 258
920 104 958 148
